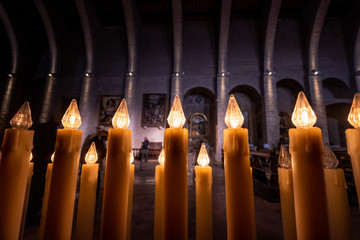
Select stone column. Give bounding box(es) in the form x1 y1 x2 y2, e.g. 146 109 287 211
124 73 138 145
308 71 329 143
356 72 360 92
263 71 280 149
0 74 16 131
39 74 57 124
171 72 183 102
216 74 229 161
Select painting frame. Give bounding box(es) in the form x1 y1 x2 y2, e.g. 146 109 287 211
141 94 167 128
98 95 123 127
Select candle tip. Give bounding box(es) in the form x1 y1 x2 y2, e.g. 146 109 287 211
130 152 134 164
225 94 244 128
51 152 55 163
197 143 210 167
85 142 98 164
112 99 130 129
323 143 339 169
291 91 317 128
278 144 291 168
29 152 33 162
167 95 186 128
348 93 360 128
62 99 82 129
158 148 165 166
10 101 33 129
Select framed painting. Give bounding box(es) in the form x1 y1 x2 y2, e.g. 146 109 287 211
141 94 167 127
99 95 122 126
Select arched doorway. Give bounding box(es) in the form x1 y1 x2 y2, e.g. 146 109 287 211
183 87 216 164
229 85 263 149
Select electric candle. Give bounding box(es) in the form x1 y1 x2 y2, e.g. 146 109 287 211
126 152 135 240
101 99 131 240
154 148 165 240
345 93 360 207
75 142 99 240
164 95 188 240
323 144 352 240
223 95 256 240
289 92 329 239
0 102 34 240
39 152 54 240
195 143 212 240
43 99 83 240
277 145 296 240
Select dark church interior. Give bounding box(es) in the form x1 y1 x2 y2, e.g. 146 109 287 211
1 0 360 239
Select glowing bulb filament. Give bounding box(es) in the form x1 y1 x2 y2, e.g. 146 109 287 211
62 99 82 129
348 93 360 128
323 144 339 169
197 143 210 167
167 95 186 128
225 94 244 128
278 144 291 168
130 152 134 164
10 101 33 129
29 152 33 162
85 142 98 164
51 152 55 163
158 148 165 166
291 92 317 128
112 99 130 129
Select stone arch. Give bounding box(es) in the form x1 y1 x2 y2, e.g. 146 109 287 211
322 78 353 99
229 85 263 148
326 103 351 147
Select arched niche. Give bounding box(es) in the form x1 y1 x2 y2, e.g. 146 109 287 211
322 78 353 99
326 103 351 148
276 78 303 144
183 87 216 162
229 85 263 148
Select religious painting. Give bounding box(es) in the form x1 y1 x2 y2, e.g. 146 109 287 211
279 112 292 144
99 96 122 126
141 94 167 127
189 113 207 138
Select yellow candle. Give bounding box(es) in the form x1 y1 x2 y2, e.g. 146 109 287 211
323 144 352 240
19 156 34 240
277 145 296 240
345 93 360 207
223 95 256 240
39 154 53 240
75 142 99 240
126 153 135 240
154 149 165 240
43 100 83 240
0 102 34 240
101 99 131 240
289 92 329 239
164 96 188 240
195 144 212 240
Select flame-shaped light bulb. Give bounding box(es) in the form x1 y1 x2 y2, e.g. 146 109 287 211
323 143 339 169
130 152 134 164
29 152 33 162
348 93 360 129
10 101 33 129
197 143 210 167
278 144 291 168
51 152 55 163
225 95 244 128
112 99 130 129
62 99 81 129
167 95 186 128
291 92 317 128
85 142 98 164
158 148 165 166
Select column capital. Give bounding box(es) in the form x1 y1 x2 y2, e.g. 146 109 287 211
217 72 230 77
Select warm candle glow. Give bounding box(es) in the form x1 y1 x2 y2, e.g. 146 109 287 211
85 142 98 165
278 144 291 168
167 95 186 128
291 92 317 128
348 93 360 129
51 152 55 163
10 101 33 129
29 152 33 161
112 99 130 129
225 94 244 128
324 143 339 169
197 143 210 167
61 99 81 129
130 152 134 164
158 148 165 166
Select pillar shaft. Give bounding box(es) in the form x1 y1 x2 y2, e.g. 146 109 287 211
39 75 56 124
0 75 16 131
264 74 279 149
216 75 229 161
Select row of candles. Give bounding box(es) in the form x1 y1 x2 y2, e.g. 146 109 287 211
0 90 360 240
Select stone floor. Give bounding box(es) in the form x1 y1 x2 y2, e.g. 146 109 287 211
24 160 360 240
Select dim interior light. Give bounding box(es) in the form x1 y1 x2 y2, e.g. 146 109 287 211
291 92 317 128
167 95 186 128
225 94 244 129
10 101 33 129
